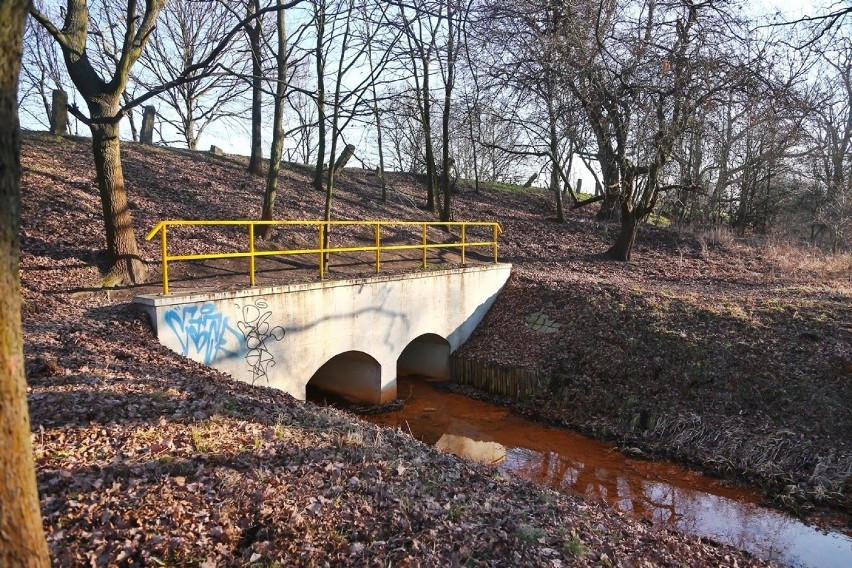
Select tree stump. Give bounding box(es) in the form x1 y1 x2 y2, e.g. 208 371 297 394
50 90 68 136
140 106 156 144
333 144 356 176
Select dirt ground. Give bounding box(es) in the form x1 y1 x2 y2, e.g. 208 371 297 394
18 131 849 564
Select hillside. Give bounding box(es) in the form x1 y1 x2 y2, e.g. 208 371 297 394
18 131 850 564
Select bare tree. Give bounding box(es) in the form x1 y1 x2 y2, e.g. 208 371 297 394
547 0 749 260
246 0 267 175
30 0 303 284
363 1 388 200
436 0 475 222
287 65 320 164
383 87 425 174
137 0 249 149
321 0 398 227
312 0 330 191
29 0 170 284
0 0 51 563
260 0 291 238
20 9 76 132
811 38 852 250
392 0 442 211
479 1 596 220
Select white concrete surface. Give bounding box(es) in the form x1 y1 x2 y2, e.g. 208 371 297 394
134 264 512 404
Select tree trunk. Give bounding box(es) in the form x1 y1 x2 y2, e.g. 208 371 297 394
246 0 264 176
377 122 387 202
260 1 288 241
596 183 620 220
607 203 639 261
0 0 51 562
545 83 564 223
186 117 197 151
91 118 148 285
313 3 326 192
595 157 620 220
551 164 565 223
421 55 437 212
366 33 386 202
439 8 456 223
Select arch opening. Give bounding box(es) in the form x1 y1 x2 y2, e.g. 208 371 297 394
307 351 382 404
397 333 451 380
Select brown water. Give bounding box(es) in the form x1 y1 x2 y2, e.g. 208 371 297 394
314 377 852 567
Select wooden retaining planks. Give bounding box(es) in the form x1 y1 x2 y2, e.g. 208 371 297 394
450 355 543 399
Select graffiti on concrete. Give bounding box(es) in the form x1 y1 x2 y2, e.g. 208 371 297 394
236 299 286 385
164 303 242 364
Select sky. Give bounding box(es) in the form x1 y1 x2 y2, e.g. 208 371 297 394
20 0 839 189
185 0 839 191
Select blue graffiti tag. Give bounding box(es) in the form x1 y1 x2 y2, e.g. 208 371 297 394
164 303 242 364
236 299 285 385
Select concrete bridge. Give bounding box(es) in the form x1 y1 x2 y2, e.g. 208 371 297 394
134 264 512 404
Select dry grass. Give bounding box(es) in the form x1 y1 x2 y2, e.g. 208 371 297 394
760 240 852 282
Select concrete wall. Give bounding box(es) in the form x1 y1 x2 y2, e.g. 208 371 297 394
134 264 511 404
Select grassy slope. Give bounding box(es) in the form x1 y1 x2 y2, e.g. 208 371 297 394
18 131 847 563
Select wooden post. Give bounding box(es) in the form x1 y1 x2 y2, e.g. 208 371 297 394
523 173 537 188
50 90 68 135
140 106 156 144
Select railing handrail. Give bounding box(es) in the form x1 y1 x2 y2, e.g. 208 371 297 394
145 219 503 295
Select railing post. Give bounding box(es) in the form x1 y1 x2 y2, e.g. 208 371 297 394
422 224 428 268
493 224 499 263
461 224 466 265
318 223 325 279
248 223 256 286
375 223 381 273
161 224 169 295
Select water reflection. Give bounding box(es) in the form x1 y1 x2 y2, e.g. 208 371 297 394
436 432 506 465
362 378 852 567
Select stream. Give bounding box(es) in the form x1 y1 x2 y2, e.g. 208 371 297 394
313 377 852 567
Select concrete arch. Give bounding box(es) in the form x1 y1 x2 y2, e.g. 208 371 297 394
397 333 451 380
308 351 382 403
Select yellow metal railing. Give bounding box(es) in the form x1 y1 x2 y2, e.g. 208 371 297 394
145 219 503 295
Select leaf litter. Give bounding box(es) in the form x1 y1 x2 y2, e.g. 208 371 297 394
18 131 844 565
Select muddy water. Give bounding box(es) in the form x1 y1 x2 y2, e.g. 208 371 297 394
336 378 851 567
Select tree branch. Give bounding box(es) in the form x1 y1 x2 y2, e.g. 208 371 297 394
121 0 304 113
